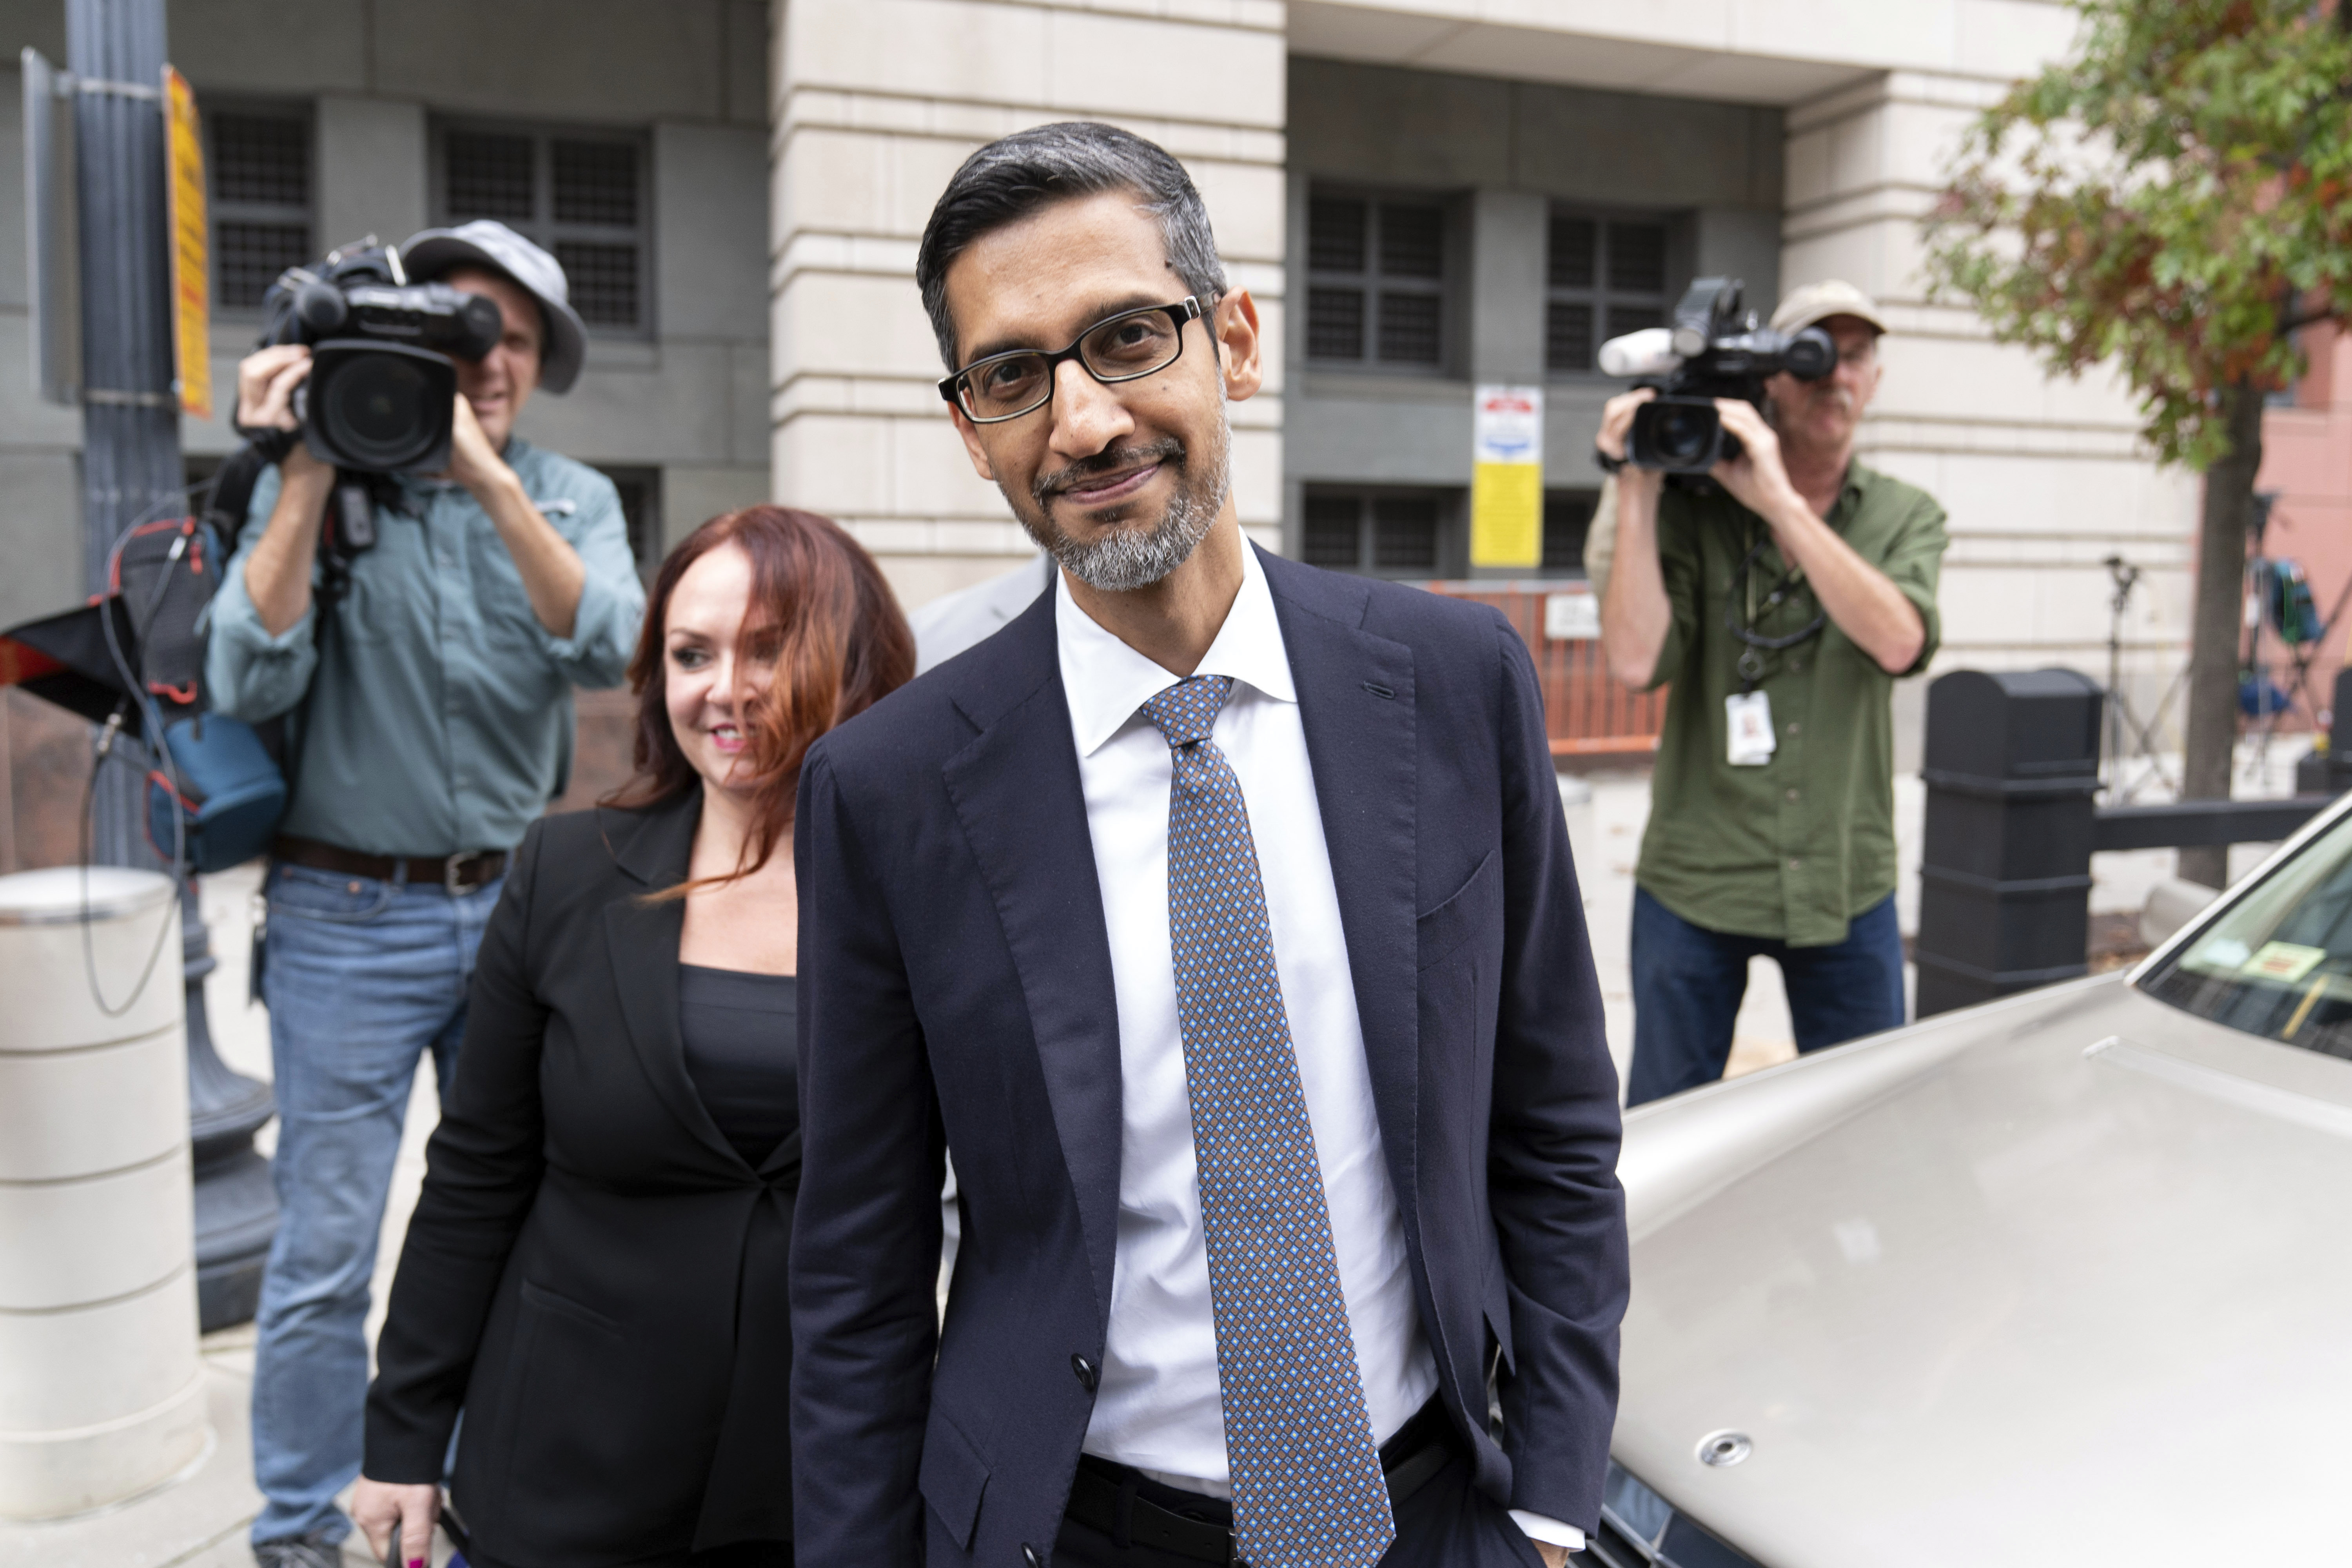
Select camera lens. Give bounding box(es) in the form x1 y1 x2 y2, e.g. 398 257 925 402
323 356 434 465
305 344 457 473
1632 398 1722 472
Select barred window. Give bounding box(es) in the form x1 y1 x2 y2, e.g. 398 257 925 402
1300 487 1455 578
591 465 664 579
436 122 649 332
1546 210 1669 376
207 107 312 311
1306 191 1450 372
1543 490 1598 577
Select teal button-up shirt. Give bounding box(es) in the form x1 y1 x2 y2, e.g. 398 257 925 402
204 437 645 856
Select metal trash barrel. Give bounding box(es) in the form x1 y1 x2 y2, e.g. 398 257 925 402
0 867 209 1520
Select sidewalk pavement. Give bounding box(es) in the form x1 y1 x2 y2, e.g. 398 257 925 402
1 746 2306 1566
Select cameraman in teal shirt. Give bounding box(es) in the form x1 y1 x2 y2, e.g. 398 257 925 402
205 221 643 1568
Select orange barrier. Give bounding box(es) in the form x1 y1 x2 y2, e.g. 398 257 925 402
1422 582 1667 758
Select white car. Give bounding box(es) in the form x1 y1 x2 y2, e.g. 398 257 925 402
1590 796 2352 1566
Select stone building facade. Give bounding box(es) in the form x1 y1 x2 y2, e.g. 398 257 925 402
0 0 2207 864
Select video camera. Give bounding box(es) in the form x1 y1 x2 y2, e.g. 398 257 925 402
1598 277 1835 479
259 238 502 475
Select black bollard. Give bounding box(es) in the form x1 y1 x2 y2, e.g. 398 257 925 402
181 877 278 1331
2292 668 2352 797
1915 669 2103 1018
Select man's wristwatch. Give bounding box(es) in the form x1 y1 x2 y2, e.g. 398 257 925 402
1593 445 1627 474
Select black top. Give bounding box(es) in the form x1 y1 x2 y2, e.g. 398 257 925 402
679 965 799 1168
364 793 802 1566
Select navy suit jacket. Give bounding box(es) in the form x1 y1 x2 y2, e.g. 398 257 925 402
791 546 1628 1565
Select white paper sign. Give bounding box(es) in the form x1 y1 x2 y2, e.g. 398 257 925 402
1473 384 1544 465
1544 587 1599 641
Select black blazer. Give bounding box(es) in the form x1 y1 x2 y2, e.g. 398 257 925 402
790 546 1629 1565
365 791 801 1567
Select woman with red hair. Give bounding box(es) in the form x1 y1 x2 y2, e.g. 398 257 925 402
349 507 912 1568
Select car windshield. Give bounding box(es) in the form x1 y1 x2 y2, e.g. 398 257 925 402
2142 806 2352 1059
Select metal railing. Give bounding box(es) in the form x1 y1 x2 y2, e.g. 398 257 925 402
1422 581 1668 757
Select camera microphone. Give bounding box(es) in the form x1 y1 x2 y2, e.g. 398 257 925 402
1597 328 1681 378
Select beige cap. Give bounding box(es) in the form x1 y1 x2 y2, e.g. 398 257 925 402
1770 279 1888 337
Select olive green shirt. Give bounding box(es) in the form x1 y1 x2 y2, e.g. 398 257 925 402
1635 461 1947 947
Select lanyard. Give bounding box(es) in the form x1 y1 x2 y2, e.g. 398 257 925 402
1726 524 1824 691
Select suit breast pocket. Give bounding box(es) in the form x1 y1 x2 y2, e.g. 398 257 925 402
1417 849 1500 973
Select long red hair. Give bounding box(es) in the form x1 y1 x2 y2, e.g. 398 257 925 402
606 505 914 893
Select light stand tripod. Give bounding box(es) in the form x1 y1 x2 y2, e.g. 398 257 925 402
2101 553 2183 802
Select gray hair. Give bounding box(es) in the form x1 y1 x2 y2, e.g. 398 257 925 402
915 122 1227 372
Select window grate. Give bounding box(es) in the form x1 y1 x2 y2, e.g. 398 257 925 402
1548 215 1596 290
1372 496 1439 571
1544 491 1597 574
1306 189 1449 372
592 465 663 577
217 223 314 310
1308 198 1367 273
207 106 311 311
446 131 536 221
1608 224 1667 294
1377 292 1441 365
1547 303 1593 378
1301 487 1454 577
1307 287 1366 362
557 242 641 328
436 122 650 336
1378 204 1444 278
1303 494 1361 568
1548 210 1670 376
212 113 308 206
553 140 639 227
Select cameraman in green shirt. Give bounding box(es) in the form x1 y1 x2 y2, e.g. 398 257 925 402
1597 281 1947 1106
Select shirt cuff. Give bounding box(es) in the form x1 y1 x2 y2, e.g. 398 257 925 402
1508 1510 1586 1553
540 568 640 686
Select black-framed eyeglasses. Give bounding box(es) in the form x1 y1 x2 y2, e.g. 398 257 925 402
939 297 1203 424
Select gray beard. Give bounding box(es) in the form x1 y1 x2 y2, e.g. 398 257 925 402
1016 407 1232 593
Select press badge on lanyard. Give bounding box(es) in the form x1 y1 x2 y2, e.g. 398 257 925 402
1725 526 1821 767
1726 689 1775 765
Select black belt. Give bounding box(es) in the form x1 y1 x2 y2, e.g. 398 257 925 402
274 835 508 892
1064 1399 1459 1564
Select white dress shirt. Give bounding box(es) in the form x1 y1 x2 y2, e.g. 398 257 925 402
1056 548 1580 1555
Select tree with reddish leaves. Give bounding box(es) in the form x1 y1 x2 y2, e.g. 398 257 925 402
1927 0 2352 884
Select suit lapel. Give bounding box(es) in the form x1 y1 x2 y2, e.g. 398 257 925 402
1260 548 1423 1232
597 797 743 1169
940 592 1124 1322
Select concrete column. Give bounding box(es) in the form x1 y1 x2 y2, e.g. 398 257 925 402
768 0 1289 611
1780 71 2200 708
0 867 205 1521
1468 188 1545 385
316 96 428 252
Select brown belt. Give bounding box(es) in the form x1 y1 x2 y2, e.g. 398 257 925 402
272 835 508 892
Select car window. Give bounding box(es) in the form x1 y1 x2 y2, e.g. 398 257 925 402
2142 809 2352 1058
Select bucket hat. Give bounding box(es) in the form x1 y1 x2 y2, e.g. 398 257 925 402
400 220 588 394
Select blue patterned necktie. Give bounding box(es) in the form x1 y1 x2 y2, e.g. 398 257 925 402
1139 675 1396 1568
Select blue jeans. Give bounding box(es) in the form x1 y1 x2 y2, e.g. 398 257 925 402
1625 887 1906 1107
249 863 501 1546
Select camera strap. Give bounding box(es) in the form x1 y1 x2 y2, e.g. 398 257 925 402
1726 526 1823 692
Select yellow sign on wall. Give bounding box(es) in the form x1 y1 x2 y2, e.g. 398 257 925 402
163 65 212 421
1470 384 1543 569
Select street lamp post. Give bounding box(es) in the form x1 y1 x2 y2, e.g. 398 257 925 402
63 0 277 1331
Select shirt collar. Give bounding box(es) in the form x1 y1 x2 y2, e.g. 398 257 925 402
1054 542 1296 759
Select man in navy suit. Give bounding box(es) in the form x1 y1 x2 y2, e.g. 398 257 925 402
791 122 1627 1568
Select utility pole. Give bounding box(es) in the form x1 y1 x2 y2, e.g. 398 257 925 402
62 0 278 1330
67 0 180 877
